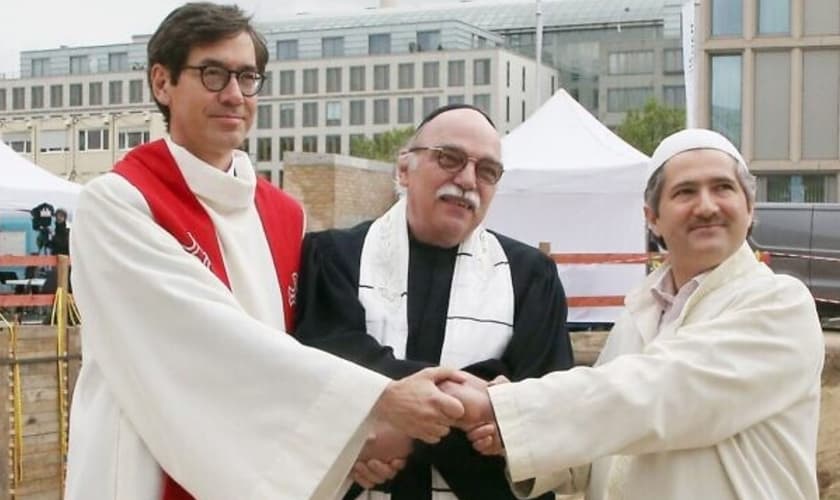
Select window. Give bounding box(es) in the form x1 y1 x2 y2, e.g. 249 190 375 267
279 103 295 128
369 33 391 55
422 62 439 88
373 99 389 124
663 86 686 108
5 133 33 153
374 65 390 90
31 86 44 109
322 37 345 58
259 71 273 96
257 137 272 162
0 89 5 110
350 66 365 91
279 70 295 95
326 67 342 93
39 130 67 152
608 51 655 75
805 0 840 35
765 174 833 202
50 85 63 108
417 30 441 51
664 49 684 74
350 100 365 125
474 59 491 85
349 134 366 156
129 79 143 103
398 97 414 124
109 52 128 72
758 0 790 34
303 69 318 94
803 50 840 158
257 104 272 129
606 87 653 112
473 94 491 115
422 96 440 118
325 135 341 154
109 81 123 105
448 60 465 86
303 102 318 127
69 55 89 75
70 83 83 106
31 58 48 77
302 135 318 152
89 82 103 106
277 40 299 60
326 101 342 126
398 63 415 89
710 54 742 148
12 87 25 110
78 129 109 151
448 95 465 105
712 0 743 36
279 136 294 160
118 130 150 150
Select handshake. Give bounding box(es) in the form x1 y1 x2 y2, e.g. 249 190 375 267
351 367 506 489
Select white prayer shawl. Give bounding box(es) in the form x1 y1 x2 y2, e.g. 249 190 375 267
65 139 389 500
358 198 514 498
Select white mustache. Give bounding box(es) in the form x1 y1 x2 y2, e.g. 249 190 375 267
435 184 481 211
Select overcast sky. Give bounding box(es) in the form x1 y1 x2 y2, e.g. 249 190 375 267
1 0 522 76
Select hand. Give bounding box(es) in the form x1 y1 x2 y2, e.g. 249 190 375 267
467 422 504 456
351 458 406 489
373 367 465 443
438 380 493 430
358 420 413 462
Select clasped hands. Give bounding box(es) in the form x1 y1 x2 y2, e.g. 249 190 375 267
351 368 506 489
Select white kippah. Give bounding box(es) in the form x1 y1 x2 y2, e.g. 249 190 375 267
647 129 748 182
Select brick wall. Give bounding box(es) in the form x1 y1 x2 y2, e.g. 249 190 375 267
283 152 396 231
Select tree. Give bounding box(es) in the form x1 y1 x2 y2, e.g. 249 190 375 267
349 127 415 162
616 99 686 156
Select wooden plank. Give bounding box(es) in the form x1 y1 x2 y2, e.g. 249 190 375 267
0 296 54 308
551 252 653 265
0 256 58 267
568 296 626 307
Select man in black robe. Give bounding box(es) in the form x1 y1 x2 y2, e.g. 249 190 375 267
295 104 573 500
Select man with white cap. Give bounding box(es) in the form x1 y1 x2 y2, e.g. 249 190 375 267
460 129 825 499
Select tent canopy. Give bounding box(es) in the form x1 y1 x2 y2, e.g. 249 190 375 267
0 141 81 213
486 89 651 323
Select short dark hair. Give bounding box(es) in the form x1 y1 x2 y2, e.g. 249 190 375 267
146 2 269 127
416 103 495 132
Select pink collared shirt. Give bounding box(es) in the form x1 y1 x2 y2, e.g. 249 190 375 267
650 269 709 331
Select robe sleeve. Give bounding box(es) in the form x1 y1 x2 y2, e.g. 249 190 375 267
489 272 824 497
70 175 390 500
295 230 433 378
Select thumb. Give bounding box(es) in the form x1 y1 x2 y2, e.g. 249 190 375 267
434 390 465 420
423 366 467 384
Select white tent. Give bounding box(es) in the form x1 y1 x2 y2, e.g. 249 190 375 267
0 141 81 213
485 89 650 323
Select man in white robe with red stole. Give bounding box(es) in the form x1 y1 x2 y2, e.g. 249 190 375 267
65 4 467 500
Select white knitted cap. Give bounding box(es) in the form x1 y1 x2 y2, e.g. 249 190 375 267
647 129 748 182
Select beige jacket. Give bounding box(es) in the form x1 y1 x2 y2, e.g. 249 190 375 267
490 243 824 499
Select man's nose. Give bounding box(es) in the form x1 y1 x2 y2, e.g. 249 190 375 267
218 75 245 104
695 188 719 216
453 160 477 191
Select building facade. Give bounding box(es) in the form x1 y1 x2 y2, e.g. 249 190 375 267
696 0 840 202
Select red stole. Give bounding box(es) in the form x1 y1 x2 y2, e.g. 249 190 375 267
113 139 303 500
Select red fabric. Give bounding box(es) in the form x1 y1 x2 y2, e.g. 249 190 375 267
113 139 304 499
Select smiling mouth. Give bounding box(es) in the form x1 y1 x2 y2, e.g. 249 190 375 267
439 195 476 211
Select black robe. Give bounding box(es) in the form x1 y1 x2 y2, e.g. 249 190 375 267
295 221 574 500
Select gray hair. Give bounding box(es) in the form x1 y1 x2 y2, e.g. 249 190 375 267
644 152 757 216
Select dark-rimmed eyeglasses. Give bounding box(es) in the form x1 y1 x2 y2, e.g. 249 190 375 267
408 145 504 185
183 64 264 97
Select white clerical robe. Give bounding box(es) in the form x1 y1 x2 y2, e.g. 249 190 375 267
65 140 390 500
490 243 824 500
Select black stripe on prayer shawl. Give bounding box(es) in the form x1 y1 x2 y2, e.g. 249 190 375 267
493 261 510 267
447 316 514 327
456 252 473 257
